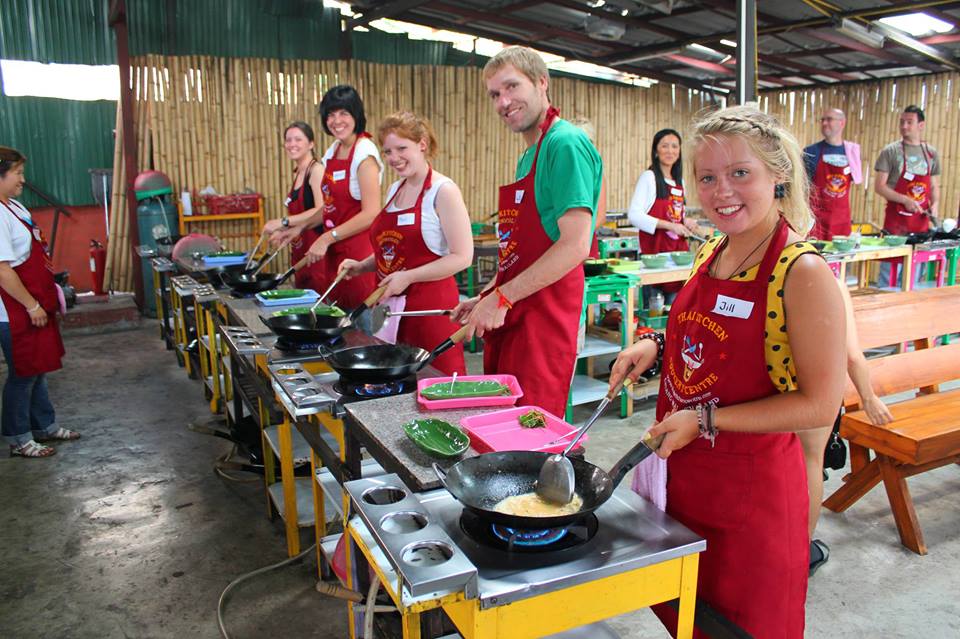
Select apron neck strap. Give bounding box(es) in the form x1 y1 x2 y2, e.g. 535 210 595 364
530 106 560 174
384 166 433 212
698 216 789 281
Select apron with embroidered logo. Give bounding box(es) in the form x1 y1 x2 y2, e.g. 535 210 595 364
883 142 933 235
0 201 65 376
652 218 808 639
810 147 852 240
483 108 585 418
319 134 377 308
370 168 465 376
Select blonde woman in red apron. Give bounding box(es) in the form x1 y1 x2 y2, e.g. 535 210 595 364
338 112 473 376
456 47 601 418
262 122 326 290
0 147 77 458
609 107 847 638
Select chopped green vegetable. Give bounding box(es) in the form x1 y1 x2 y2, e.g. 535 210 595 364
208 250 245 257
518 410 547 429
421 380 511 400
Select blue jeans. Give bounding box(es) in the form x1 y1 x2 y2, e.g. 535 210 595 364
0 322 57 446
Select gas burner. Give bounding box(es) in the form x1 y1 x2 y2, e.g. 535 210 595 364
275 335 343 353
459 510 598 553
492 524 568 546
335 378 414 399
231 291 257 299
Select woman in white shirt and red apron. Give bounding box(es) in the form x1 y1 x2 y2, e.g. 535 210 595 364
628 129 704 299
337 112 473 376
0 147 78 458
610 108 846 638
262 122 326 290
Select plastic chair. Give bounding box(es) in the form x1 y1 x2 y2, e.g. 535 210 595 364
890 249 947 290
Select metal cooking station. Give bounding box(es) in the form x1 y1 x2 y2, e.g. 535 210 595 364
150 256 707 638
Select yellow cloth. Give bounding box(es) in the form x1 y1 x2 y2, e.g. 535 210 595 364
688 235 819 392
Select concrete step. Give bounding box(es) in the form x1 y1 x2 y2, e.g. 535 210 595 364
60 293 142 334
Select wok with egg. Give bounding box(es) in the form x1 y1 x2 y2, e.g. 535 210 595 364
432 435 661 529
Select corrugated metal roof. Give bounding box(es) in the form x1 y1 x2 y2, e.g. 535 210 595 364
0 0 116 65
0 94 115 207
352 30 451 66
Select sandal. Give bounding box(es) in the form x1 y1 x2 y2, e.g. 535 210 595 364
10 440 56 458
809 539 830 577
35 428 81 442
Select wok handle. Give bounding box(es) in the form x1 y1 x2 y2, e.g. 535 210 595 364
364 285 387 308
607 432 665 489
432 462 449 488
317 342 335 359
275 255 311 287
424 325 470 365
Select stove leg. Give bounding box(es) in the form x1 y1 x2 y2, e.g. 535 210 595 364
676 553 700 639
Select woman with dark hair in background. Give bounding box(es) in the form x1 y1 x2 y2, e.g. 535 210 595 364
262 121 326 290
0 146 77 458
272 86 382 307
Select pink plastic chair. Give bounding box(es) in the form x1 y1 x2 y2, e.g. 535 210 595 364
889 249 947 290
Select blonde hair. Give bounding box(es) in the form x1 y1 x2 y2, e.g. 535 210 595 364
690 105 812 235
483 46 549 85
377 111 439 159
568 117 597 145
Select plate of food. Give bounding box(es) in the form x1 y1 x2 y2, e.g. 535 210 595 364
458 406 583 454
417 374 522 409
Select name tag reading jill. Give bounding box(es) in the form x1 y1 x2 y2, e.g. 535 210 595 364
903 172 915 181
712 294 754 319
670 187 683 196
397 213 416 226
332 169 347 181
514 190 525 204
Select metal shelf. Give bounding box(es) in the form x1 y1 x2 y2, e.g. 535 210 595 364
263 424 313 464
203 374 225 393
266 478 315 527
568 374 610 407
577 334 622 359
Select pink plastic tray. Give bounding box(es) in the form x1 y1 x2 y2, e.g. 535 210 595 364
417 375 523 410
459 406 585 454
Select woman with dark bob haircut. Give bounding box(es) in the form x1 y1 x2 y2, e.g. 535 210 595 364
0 146 77 458
268 85 381 307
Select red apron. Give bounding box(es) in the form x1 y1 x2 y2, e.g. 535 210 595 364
653 218 808 639
370 169 465 376
483 108 585 418
883 142 933 235
318 134 377 308
809 147 852 240
0 201 65 377
286 160 325 291
640 182 688 295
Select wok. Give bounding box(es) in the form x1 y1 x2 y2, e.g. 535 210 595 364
433 432 663 529
319 325 468 383
219 255 309 294
261 312 347 342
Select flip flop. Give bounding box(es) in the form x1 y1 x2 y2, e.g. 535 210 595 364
809 539 830 577
35 427 81 442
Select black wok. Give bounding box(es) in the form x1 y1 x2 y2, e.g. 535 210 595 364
219 255 309 294
433 433 662 529
260 312 347 342
320 325 468 383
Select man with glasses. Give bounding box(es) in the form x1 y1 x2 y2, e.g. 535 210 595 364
803 108 862 240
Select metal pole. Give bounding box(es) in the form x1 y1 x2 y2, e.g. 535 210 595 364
736 0 758 105
109 0 145 309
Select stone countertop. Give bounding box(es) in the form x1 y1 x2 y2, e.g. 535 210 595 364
345 390 493 493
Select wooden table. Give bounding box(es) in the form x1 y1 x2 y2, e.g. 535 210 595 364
823 244 913 290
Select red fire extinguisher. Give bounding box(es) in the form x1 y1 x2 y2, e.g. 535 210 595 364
89 239 107 295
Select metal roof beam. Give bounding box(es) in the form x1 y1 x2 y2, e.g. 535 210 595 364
805 29 941 71
543 0 689 39
348 0 433 29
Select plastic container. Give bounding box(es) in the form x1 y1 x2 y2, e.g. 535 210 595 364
417 374 523 410
648 289 665 317
203 193 261 215
459 406 584 454
255 289 319 307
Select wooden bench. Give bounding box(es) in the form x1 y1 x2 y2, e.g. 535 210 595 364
823 286 960 555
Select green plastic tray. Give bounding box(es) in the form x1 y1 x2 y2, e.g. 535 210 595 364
420 380 512 400
208 250 245 257
402 418 470 458
258 289 311 300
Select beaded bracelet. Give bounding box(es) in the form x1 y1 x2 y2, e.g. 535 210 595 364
635 330 664 359
696 403 718 447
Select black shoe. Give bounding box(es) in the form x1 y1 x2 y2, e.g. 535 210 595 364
809 539 830 577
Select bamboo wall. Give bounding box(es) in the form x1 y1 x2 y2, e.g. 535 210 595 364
105 56 960 290
105 55 716 287
762 72 960 230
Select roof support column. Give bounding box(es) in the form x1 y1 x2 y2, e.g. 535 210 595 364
736 0 758 104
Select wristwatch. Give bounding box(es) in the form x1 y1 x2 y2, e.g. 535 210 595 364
330 228 339 240
281 217 290 228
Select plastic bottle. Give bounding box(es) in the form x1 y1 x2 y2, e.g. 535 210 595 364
649 289 665 317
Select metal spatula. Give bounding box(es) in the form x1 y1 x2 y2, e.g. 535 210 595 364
536 378 632 505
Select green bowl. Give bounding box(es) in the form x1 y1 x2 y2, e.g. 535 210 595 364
883 235 907 247
830 237 857 252
859 237 885 247
259 289 310 300
402 418 470 458
640 254 669 269
670 251 694 266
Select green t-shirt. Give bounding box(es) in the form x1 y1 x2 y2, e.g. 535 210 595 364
515 119 603 242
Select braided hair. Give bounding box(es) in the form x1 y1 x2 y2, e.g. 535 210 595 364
690 105 813 235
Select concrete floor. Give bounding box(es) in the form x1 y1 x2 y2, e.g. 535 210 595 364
1 324 958 638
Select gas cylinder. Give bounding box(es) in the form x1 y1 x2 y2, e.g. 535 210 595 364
89 239 107 295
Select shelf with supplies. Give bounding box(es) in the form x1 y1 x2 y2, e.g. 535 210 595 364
178 194 264 248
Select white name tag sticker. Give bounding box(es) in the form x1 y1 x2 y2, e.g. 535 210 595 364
670 187 683 196
332 169 347 181
514 190 525 204
712 294 754 319
842 166 851 175
903 172 915 181
397 213 416 226
283 196 292 207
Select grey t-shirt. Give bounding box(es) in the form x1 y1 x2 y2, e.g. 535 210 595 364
874 141 940 189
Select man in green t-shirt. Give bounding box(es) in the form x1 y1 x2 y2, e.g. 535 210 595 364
455 46 602 416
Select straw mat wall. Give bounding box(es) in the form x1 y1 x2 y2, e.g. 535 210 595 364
105 55 717 287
